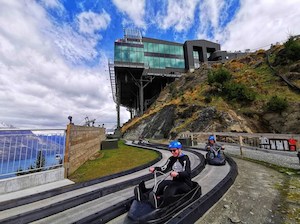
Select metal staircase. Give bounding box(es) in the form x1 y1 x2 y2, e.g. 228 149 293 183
108 59 117 103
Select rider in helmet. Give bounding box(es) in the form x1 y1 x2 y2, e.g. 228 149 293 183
148 140 192 207
205 135 224 159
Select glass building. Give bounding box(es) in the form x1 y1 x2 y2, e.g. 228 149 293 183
109 29 222 127
114 40 185 69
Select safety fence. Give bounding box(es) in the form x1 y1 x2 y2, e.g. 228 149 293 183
179 132 300 153
0 129 66 179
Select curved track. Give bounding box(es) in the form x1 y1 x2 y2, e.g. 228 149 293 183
0 142 237 224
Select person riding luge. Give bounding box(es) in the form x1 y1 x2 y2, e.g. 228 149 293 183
205 135 226 165
148 140 193 207
128 140 201 223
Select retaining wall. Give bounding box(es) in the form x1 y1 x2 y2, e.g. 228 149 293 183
0 168 65 194
64 125 106 176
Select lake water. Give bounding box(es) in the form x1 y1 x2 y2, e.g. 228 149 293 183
0 155 62 179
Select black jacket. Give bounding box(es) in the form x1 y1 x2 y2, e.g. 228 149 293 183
154 154 192 187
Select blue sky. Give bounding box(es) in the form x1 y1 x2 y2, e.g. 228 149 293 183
0 0 300 129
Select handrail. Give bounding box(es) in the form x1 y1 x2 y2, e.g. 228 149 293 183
265 51 300 93
0 129 65 179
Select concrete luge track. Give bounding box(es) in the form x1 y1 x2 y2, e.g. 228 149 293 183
0 143 202 224
0 142 237 224
108 144 236 224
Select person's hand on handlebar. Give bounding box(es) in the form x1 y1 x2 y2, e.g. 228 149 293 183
170 171 179 177
149 167 155 173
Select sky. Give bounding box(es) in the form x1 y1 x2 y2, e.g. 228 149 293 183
0 0 299 129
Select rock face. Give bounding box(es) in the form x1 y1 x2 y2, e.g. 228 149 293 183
123 105 259 140
123 100 300 140
262 103 300 133
123 105 176 140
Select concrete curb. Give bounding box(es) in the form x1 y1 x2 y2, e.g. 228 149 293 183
0 167 65 195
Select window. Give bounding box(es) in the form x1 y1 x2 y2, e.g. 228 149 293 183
178 59 185 68
159 57 165 68
158 44 164 54
148 43 153 52
165 57 171 68
193 51 199 59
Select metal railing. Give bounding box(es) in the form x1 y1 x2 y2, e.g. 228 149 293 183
0 129 66 179
179 131 300 153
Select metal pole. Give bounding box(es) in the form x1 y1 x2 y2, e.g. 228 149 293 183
139 78 144 115
239 136 243 156
191 133 194 146
116 104 120 128
64 125 71 177
116 79 121 128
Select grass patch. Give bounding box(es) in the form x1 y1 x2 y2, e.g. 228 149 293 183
69 141 159 183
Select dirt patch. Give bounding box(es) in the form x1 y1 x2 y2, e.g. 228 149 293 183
196 157 300 224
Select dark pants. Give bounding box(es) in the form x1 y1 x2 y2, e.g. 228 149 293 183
156 180 191 198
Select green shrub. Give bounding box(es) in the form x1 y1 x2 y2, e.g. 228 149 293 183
274 36 300 65
204 95 212 103
208 68 232 85
266 96 288 112
284 36 300 61
223 82 256 102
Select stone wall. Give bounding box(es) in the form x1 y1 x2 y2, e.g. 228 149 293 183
64 125 106 176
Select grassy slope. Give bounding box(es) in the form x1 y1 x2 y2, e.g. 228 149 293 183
69 141 159 183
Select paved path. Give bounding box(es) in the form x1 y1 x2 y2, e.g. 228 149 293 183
196 157 300 224
194 143 300 224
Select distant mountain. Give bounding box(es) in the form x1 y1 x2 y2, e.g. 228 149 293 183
0 122 15 129
0 132 64 162
0 123 32 135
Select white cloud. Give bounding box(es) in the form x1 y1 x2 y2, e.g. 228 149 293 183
112 0 146 28
196 0 225 39
47 24 100 64
0 0 121 129
77 10 111 34
40 0 64 10
220 0 300 51
156 0 199 32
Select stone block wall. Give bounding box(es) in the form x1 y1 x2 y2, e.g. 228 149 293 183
64 125 106 176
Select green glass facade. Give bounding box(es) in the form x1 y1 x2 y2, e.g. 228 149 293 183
114 41 185 69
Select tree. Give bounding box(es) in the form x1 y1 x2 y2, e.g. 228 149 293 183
35 150 45 170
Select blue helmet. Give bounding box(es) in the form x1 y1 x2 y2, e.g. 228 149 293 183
169 141 182 149
208 135 215 141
